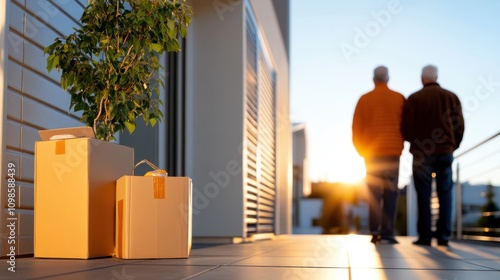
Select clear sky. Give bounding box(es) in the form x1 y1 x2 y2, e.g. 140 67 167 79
290 0 500 186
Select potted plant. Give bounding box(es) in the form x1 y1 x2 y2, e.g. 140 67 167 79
44 0 193 141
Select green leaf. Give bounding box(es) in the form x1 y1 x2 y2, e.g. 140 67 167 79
61 76 68 90
166 39 180 52
150 43 163 53
125 121 135 134
46 54 59 72
150 117 157 127
180 24 187 38
167 19 176 38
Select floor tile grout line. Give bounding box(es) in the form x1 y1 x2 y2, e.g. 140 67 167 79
27 263 129 280
175 247 292 279
213 264 349 269
458 260 500 271
179 265 223 280
349 268 499 272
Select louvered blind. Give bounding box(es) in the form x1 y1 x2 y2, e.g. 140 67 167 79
244 7 277 236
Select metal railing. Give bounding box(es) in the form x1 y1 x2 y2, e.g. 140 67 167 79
455 131 500 242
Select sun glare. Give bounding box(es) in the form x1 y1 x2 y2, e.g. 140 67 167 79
314 154 366 184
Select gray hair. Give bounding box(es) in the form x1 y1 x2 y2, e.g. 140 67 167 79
421 65 438 83
373 66 389 83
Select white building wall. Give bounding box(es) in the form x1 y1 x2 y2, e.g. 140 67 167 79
186 0 291 239
186 0 246 238
249 0 291 236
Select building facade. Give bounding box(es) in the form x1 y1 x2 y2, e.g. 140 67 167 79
0 0 290 256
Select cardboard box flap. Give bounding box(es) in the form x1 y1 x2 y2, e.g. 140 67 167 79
38 126 95 140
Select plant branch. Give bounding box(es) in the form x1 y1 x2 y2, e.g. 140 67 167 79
94 96 107 138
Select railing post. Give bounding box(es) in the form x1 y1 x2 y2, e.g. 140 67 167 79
456 162 462 240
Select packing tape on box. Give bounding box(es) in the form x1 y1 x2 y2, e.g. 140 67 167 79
133 159 168 177
117 199 124 257
55 140 66 154
134 159 167 199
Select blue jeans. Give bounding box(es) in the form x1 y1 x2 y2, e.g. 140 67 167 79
412 153 454 241
365 156 400 238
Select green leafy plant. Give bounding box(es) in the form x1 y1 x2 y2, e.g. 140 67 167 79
45 0 193 141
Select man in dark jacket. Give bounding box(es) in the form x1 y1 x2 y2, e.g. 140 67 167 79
402 65 465 246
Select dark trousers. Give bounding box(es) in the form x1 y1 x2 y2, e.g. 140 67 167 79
365 156 400 238
412 153 454 241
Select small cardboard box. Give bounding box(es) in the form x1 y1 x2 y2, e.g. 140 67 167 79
116 176 192 259
34 128 134 259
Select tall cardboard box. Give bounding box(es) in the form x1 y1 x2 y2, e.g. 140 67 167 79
116 176 192 259
34 137 134 259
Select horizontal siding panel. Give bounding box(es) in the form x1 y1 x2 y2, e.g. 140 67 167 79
24 13 62 50
18 20 61 82
20 154 34 182
1 211 11 256
7 60 22 91
18 237 34 255
21 125 40 153
4 151 21 173
6 90 22 120
9 2 24 33
7 32 24 62
22 97 82 129
2 210 34 256
23 68 74 113
51 0 85 23
5 121 21 149
18 211 34 237
23 41 59 82
25 0 78 36
18 183 34 210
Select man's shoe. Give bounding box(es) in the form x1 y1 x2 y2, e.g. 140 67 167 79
381 236 399 244
412 238 431 246
370 235 381 244
437 239 449 246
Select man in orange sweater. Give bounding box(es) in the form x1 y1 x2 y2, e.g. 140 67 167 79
352 66 405 244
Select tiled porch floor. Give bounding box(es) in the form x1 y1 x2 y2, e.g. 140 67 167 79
3 234 500 279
